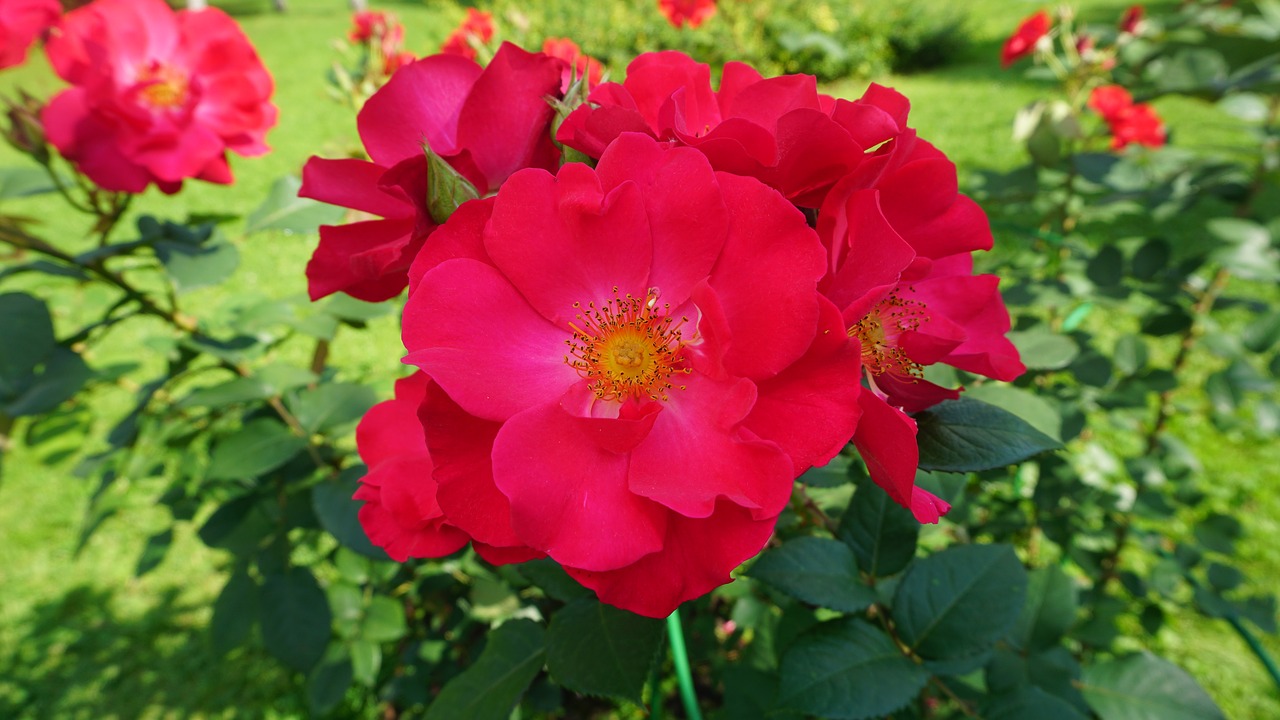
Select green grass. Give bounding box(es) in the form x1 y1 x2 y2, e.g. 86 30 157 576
1 0 1277 717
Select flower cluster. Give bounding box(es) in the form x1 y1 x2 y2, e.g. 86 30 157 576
39 0 276 194
658 0 718 29
441 8 495 61
309 47 1022 617
349 10 414 75
1088 85 1166 149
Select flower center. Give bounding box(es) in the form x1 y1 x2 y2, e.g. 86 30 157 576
136 61 190 110
565 288 691 402
848 290 928 379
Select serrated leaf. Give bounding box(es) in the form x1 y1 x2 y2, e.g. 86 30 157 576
916 398 1062 473
207 418 307 480
425 619 545 720
775 617 928 720
261 567 332 673
750 537 877 612
545 597 663 703
894 544 1028 661
246 175 344 235
985 686 1088 720
211 570 258 656
1081 653 1224 720
313 465 390 560
1014 565 1078 652
289 383 377 435
838 475 919 578
964 384 1063 442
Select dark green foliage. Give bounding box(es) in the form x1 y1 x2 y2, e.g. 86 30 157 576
749 537 877 612
545 598 664 703
425 619 546 720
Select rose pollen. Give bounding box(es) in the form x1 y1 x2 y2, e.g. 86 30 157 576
565 287 691 402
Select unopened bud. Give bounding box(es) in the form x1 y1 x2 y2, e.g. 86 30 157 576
4 92 48 164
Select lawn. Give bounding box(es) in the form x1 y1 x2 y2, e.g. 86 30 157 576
1 0 1277 717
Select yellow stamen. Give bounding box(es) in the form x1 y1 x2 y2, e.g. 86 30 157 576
564 287 691 402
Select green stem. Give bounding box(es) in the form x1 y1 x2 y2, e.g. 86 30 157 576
666 609 702 720
1225 615 1280 692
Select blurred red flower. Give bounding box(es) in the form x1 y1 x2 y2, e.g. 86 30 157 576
300 43 564 301
400 134 861 616
1119 5 1144 33
1088 85 1166 149
41 0 276 194
658 0 717 29
348 10 389 43
1001 10 1051 68
542 37 603 90
0 0 59 71
440 8 494 61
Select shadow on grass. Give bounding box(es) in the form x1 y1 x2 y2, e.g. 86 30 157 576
0 585 298 720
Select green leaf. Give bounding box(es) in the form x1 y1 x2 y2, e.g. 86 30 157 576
985 686 1088 720
245 174 344 235
546 597 664 703
0 292 55 397
321 294 394 322
1081 653 1224 720
307 648 354 716
0 166 57 199
211 570 258 656
1194 513 1242 555
261 567 333 673
893 544 1028 661
837 475 919 578
1243 311 1280 353
313 466 390 560
1113 335 1149 376
178 377 273 408
775 617 928 720
749 537 877 612
1206 562 1244 591
426 149 480 224
1013 565 1078 652
799 453 853 488
964 384 1063 442
350 639 382 686
4 346 91 417
915 398 1062 473
289 383 377 434
135 528 173 577
425 618 546 720
361 596 407 643
1086 245 1125 287
1142 310 1193 337
1008 330 1079 370
154 233 239 293
207 418 308 480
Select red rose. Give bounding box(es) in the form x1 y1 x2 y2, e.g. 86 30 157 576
542 37 603 90
557 52 907 207
354 372 471 561
816 113 1024 522
300 43 564 301
0 0 59 71
400 134 862 617
658 0 717 29
440 8 494 61
1088 85 1132 121
1001 10 1051 68
41 0 276 194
